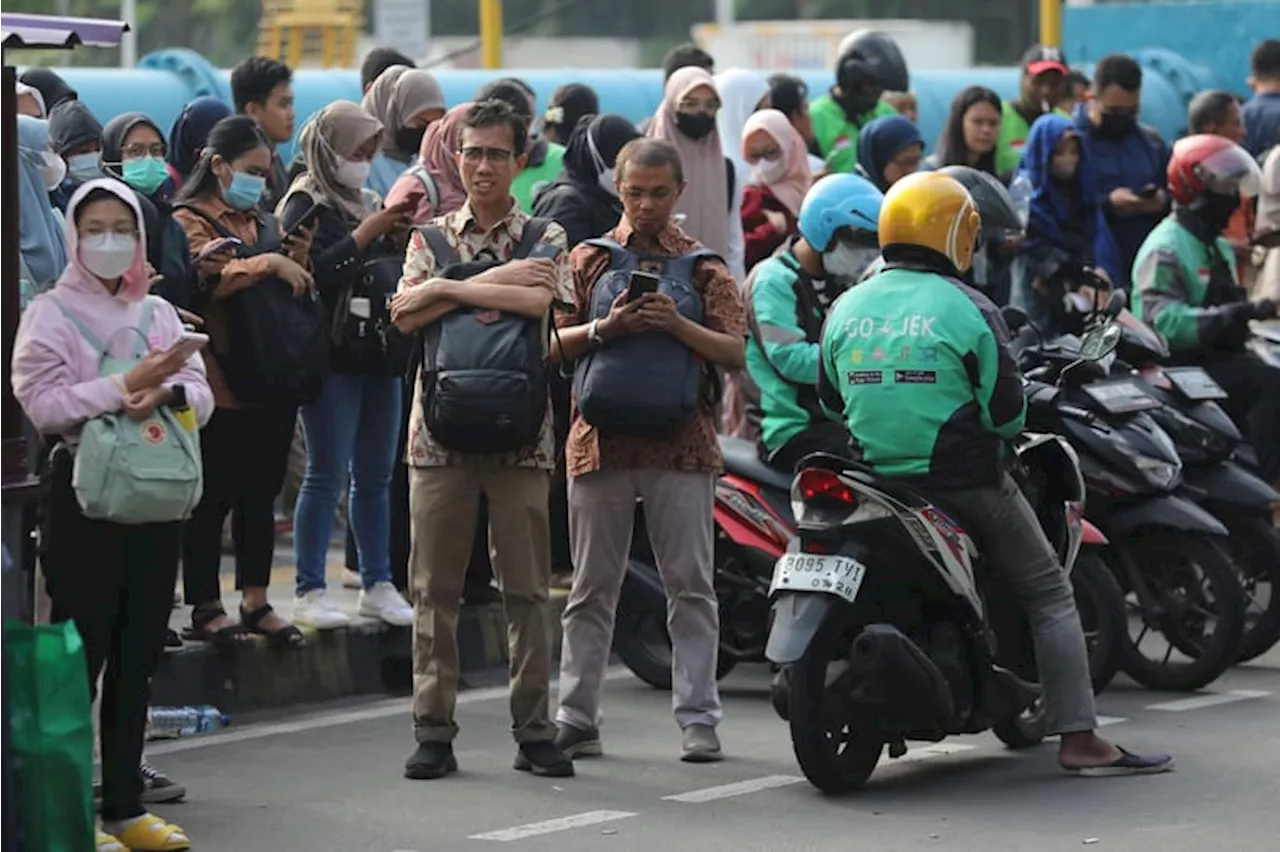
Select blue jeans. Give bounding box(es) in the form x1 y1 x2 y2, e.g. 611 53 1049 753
294 373 402 594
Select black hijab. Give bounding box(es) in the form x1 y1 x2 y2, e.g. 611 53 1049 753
18 68 77 112
47 101 103 156
562 113 640 183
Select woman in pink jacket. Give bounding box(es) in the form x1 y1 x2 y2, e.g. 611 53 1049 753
11 178 212 852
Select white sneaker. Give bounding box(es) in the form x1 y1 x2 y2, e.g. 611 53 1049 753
292 590 351 630
358 581 414 627
341 568 362 590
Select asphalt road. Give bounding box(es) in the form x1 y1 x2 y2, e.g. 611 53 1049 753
145 650 1280 852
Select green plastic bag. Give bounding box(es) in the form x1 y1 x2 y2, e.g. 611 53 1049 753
4 619 94 852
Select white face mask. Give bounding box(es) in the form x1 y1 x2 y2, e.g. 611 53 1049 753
79 232 137 279
335 156 372 189
39 150 67 190
597 167 617 197
755 157 788 185
822 241 879 281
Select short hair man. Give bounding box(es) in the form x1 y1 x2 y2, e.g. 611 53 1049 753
475 78 567 212
662 43 715 82
1244 38 1280 157
994 44 1070 177
229 56 295 210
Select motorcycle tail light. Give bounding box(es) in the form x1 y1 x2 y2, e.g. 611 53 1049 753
796 468 857 507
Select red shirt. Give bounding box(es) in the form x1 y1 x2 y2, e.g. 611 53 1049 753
741 185 797 272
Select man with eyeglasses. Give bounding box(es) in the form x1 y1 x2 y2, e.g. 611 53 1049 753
390 99 576 782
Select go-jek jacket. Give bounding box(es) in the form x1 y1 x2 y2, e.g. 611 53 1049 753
817 265 1026 490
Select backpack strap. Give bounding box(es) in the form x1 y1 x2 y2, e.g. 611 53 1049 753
134 297 159 358
514 216 554 258
51 297 106 354
49 295 153 362
416 225 460 269
581 237 635 271
664 247 722 283
172 203 236 241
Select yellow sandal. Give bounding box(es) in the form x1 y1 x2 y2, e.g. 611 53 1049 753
96 829 127 852
110 814 190 851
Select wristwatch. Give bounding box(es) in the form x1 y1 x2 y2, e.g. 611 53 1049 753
587 319 604 348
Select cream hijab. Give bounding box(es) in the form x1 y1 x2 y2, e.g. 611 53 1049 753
285 101 383 222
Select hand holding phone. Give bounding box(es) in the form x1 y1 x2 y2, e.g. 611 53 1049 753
626 271 662 303
195 237 242 261
1137 184 1159 199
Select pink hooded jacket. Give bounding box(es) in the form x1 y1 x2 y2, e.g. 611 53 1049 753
11 178 214 443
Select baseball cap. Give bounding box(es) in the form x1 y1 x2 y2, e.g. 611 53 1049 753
1021 44 1069 76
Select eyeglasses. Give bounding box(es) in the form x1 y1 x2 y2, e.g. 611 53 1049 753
122 142 168 159
459 146 514 163
620 186 677 202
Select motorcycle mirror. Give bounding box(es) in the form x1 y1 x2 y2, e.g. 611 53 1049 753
1079 322 1122 362
1001 305 1029 333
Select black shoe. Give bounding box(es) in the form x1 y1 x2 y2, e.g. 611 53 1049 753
404 742 457 780
513 740 575 777
554 723 602 759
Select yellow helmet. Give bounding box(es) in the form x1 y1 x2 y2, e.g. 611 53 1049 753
878 171 982 273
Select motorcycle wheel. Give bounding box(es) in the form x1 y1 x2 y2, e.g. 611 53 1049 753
1071 551 1125 694
1113 532 1245 692
787 631 883 794
613 560 737 691
1223 516 1280 663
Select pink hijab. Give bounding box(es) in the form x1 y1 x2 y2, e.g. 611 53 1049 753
389 101 472 223
59 178 150 301
647 67 729 259
741 109 812 216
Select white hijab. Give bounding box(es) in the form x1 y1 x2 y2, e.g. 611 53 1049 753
714 68 770 176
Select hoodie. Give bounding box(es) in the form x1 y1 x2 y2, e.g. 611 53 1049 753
11 179 213 444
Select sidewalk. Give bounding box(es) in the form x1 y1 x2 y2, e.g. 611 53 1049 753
153 533 570 713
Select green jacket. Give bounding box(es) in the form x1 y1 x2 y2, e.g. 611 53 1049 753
513 141 565 212
995 101 1069 177
1132 214 1248 355
818 266 1026 489
745 250 830 453
810 95 898 175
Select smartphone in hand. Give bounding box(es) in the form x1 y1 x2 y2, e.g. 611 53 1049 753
626 271 661 303
1137 184 1159 199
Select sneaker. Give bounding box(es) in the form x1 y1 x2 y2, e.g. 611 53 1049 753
404 741 457 780
554 723 603 759
140 757 187 804
292 590 351 630
358 582 413 627
680 724 723 763
341 568 361 590
513 740 575 777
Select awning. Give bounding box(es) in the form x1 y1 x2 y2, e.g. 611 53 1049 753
0 13 129 50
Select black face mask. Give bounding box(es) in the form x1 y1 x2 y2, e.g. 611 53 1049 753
395 126 426 156
836 89 880 123
676 112 716 141
1097 111 1138 140
1198 191 1241 232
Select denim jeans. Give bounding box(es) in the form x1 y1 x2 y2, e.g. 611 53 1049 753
294 373 402 594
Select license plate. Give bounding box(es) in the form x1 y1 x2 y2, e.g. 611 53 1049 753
1082 378 1161 414
769 553 868 603
1163 367 1228 401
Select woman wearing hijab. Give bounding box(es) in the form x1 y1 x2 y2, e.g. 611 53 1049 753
166 96 233 189
360 66 447 197
48 101 105 210
740 108 812 270
855 114 925 193
18 67 77 113
17 116 70 309
1012 113 1123 336
102 112 197 309
276 101 416 631
13 178 211 852
542 83 600 147
647 66 733 265
714 68 771 281
388 101 472 225
532 113 639 248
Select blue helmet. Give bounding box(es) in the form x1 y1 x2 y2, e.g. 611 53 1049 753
797 173 884 253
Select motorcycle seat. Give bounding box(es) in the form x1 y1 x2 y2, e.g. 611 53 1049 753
718 436 795 492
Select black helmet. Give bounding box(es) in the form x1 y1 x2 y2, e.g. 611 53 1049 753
937 166 1024 234
837 31 910 94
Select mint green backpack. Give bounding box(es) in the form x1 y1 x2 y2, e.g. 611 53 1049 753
54 297 204 524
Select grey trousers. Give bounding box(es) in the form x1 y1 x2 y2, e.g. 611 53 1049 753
557 469 722 731
938 472 1098 735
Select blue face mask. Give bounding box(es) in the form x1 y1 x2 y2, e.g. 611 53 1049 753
67 151 103 183
221 170 266 211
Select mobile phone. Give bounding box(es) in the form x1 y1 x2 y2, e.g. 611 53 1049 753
1137 184 1159 198
626 271 661 303
178 330 209 347
194 236 241 260
285 200 324 239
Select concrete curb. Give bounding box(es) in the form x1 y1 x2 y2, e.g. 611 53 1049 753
152 592 570 713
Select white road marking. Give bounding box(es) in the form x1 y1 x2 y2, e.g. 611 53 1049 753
662 774 805 803
468 810 637 842
1145 690 1271 713
1097 715 1129 727
146 666 633 755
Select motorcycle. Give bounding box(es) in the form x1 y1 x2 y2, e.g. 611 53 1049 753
764 323 1122 794
1009 302 1246 691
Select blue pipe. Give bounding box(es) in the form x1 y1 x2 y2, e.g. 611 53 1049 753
46 48 1211 162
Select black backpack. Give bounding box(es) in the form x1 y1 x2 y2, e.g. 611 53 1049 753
573 239 719 437
177 204 328 406
411 217 561 454
331 250 414 376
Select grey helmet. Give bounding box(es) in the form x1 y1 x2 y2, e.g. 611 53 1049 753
836 30 910 94
937 165 1024 235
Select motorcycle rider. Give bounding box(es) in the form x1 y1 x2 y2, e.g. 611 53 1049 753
1132 134 1280 483
819 171 1173 776
745 173 883 472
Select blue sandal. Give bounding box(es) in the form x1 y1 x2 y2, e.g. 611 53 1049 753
1062 747 1175 777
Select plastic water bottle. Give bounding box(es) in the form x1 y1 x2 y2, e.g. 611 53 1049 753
1009 172 1034 229
147 706 229 740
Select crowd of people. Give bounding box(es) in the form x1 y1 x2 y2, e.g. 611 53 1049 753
10 30 1280 851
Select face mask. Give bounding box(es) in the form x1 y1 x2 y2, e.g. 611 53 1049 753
823 242 879 281
755 157 789 184
39 150 67 190
395 126 426 156
597 167 617 197
79 232 137 279
1198 191 1241 231
1098 111 1137 139
67 151 102 183
675 112 716 141
221 170 266 211
335 156 372 189
1050 154 1079 182
122 156 169 195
